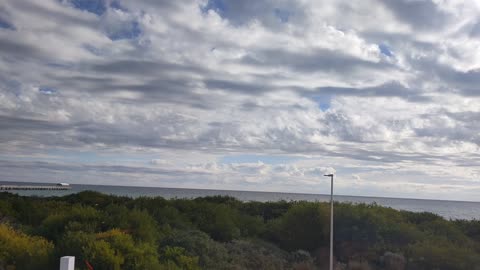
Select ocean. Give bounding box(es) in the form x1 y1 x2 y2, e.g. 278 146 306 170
1 181 479 220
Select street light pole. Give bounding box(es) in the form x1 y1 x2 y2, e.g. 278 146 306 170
324 174 334 270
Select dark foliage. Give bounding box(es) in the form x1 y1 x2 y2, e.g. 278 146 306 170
0 191 479 269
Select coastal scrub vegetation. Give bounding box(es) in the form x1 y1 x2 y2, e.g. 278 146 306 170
0 191 479 269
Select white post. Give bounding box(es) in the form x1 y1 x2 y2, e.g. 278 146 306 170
60 256 75 270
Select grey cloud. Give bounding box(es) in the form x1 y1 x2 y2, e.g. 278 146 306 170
0 159 211 177
2 0 480 198
239 101 306 111
408 56 480 96
0 117 173 152
119 82 216 109
201 0 305 29
7 1 98 28
74 48 396 99
469 21 480 37
445 111 480 123
90 59 205 75
72 122 178 149
0 116 86 150
325 146 441 165
240 48 393 74
44 58 220 108
204 79 270 94
120 0 183 14
414 126 480 145
41 45 404 111
308 81 432 102
437 68 480 96
0 38 44 61
362 31 439 53
414 111 480 145
50 75 219 109
0 115 86 148
0 115 66 131
48 47 399 108
379 0 451 30
359 32 477 100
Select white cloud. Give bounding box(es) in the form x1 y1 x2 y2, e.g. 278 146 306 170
1 0 480 200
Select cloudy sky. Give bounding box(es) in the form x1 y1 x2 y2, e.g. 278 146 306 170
1 0 480 200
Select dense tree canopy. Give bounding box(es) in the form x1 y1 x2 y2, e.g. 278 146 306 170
0 191 479 269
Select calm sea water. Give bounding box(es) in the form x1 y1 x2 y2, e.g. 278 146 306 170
1 181 479 220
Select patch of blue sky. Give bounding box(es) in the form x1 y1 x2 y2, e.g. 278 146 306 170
200 0 227 15
220 154 301 165
70 0 107 16
39 87 58 95
0 17 15 30
274 8 290 23
108 21 141 41
110 1 127 12
310 94 331 111
378 44 393 57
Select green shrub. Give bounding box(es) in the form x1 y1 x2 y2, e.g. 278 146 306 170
268 202 329 251
160 246 200 270
406 240 480 270
160 229 229 269
1 192 479 270
0 223 54 270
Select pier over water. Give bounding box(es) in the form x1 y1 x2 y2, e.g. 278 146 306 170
0 185 72 190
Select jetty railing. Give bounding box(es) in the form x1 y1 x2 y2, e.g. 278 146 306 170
0 185 72 190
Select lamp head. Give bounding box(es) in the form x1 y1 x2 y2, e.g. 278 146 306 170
324 174 334 177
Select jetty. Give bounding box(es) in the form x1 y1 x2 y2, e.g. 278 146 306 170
0 185 72 191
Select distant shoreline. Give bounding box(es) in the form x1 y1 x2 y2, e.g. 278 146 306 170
1 181 479 220
0 180 478 204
